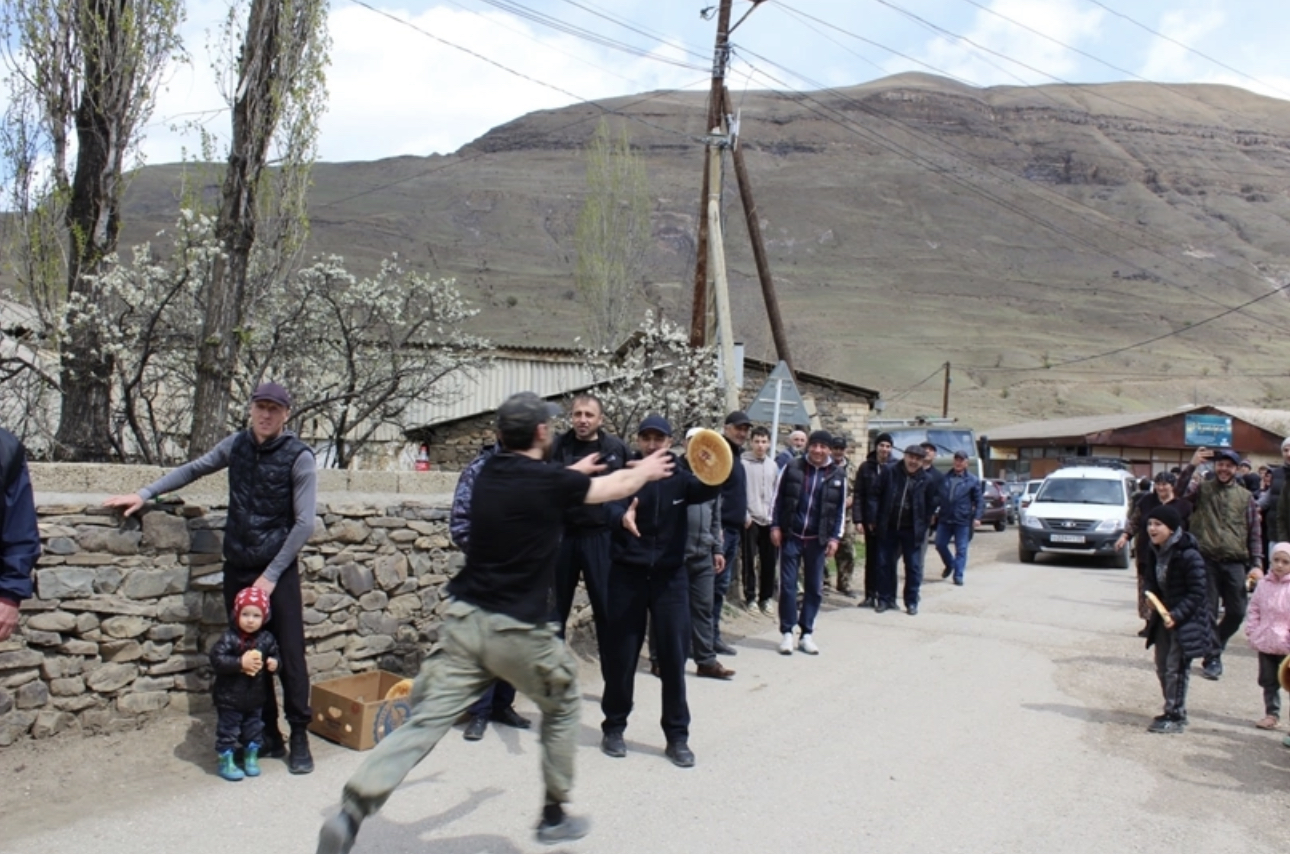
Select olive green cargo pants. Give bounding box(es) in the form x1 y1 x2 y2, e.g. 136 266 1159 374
340 599 581 818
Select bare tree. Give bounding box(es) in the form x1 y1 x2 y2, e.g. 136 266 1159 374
574 119 652 350
188 0 329 458
0 0 184 460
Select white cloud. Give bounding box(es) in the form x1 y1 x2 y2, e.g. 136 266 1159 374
891 0 1104 87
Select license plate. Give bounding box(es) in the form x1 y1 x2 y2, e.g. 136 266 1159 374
1050 534 1085 543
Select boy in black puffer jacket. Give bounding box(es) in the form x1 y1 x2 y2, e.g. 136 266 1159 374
1142 505 1212 734
210 587 280 780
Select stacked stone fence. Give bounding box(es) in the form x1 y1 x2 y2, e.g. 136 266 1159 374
0 464 504 747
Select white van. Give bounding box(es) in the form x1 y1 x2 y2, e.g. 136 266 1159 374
1017 465 1135 568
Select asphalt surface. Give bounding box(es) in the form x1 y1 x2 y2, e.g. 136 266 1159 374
5 531 1290 853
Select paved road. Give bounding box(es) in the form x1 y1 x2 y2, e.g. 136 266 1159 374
5 531 1289 853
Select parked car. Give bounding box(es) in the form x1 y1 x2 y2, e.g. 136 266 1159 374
1018 479 1044 513
1018 466 1134 568
981 480 1008 531
1001 481 1027 524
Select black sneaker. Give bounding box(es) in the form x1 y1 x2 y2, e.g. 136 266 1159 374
1201 656 1223 681
463 715 489 741
941 566 952 579
317 812 358 854
1147 716 1185 734
288 727 315 775
490 706 532 729
874 601 888 613
859 596 875 608
665 740 696 768
536 813 590 845
600 731 626 758
906 605 919 616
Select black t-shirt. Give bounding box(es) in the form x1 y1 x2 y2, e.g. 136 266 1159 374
447 452 591 624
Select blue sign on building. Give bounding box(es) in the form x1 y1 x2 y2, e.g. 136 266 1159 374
1184 414 1233 447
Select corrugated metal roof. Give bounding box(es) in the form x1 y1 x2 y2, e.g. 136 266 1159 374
988 405 1290 444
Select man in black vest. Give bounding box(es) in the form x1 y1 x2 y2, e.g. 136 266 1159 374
105 382 318 773
550 393 627 646
0 428 41 641
772 430 846 655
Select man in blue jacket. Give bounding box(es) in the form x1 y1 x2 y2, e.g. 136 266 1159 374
0 429 40 642
933 450 982 587
600 414 723 769
771 430 847 655
867 445 938 615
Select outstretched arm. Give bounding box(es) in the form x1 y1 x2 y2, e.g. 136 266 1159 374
585 450 674 504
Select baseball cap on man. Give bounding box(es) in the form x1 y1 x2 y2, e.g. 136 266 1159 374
496 392 560 440
724 411 752 426
1214 448 1241 465
952 449 969 460
830 435 847 450
637 414 673 437
251 382 292 408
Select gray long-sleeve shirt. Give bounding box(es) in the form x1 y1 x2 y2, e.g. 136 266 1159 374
139 431 317 584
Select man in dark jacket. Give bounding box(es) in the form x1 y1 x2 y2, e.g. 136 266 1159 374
1271 436 1290 545
105 382 319 774
600 414 723 769
867 445 938 615
852 432 892 608
932 450 982 586
550 393 628 642
713 410 751 655
1116 472 1192 632
0 429 40 642
771 430 846 655
1141 504 1211 734
1179 447 1261 681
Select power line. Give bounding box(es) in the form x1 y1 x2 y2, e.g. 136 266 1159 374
1083 0 1290 101
886 364 947 405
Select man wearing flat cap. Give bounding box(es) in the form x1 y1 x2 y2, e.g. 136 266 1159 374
932 449 982 587
105 382 319 774
1179 446 1262 681
866 444 939 615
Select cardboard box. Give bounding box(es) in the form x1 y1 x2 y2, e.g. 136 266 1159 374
309 670 413 750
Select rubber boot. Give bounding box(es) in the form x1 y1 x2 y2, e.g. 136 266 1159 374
288 726 314 775
218 749 245 782
243 742 261 777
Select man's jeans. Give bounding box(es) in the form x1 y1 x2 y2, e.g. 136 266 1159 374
713 528 740 644
934 522 972 582
778 536 826 635
340 601 580 818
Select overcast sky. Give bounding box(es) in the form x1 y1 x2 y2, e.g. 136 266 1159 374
143 0 1290 165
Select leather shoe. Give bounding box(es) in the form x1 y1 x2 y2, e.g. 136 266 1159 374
859 596 875 608
874 601 888 613
941 566 952 579
649 661 660 678
463 715 489 741
838 588 857 598
695 662 735 680
600 731 626 758
665 741 695 768
712 639 737 656
906 605 919 616
491 706 532 729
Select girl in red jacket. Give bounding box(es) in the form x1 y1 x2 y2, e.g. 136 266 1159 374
1245 542 1290 730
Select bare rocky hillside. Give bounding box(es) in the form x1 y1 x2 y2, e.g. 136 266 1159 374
119 73 1290 429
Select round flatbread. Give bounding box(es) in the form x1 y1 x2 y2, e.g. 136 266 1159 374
384 678 414 700
1143 590 1173 626
1279 656 1290 693
686 428 733 486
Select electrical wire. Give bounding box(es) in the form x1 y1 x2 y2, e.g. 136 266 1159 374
886 364 948 405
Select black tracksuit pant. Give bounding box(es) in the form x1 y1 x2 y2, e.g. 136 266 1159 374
223 562 311 738
600 561 690 743
553 529 612 643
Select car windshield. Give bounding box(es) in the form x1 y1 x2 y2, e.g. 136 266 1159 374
885 428 976 458
1035 478 1124 506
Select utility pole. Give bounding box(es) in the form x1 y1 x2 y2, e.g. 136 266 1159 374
942 361 952 418
689 0 733 348
708 144 739 412
722 85 792 372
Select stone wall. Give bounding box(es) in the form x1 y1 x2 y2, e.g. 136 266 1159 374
408 411 497 470
0 493 477 747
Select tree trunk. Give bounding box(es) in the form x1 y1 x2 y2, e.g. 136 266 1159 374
188 0 283 457
53 0 130 461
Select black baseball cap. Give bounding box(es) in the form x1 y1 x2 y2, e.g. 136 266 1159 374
251 382 292 408
637 414 673 437
724 411 752 426
830 435 847 450
1214 448 1241 465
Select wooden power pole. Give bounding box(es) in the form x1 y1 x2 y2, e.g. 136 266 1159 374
942 361 952 418
689 0 733 348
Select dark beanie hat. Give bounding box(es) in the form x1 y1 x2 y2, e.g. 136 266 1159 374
1147 504 1182 533
807 430 832 447
874 432 894 446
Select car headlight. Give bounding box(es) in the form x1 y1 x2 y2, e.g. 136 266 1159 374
1093 518 1124 532
1021 514 1043 529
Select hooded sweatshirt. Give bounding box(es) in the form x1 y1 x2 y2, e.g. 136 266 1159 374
742 449 779 527
1247 569 1290 655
